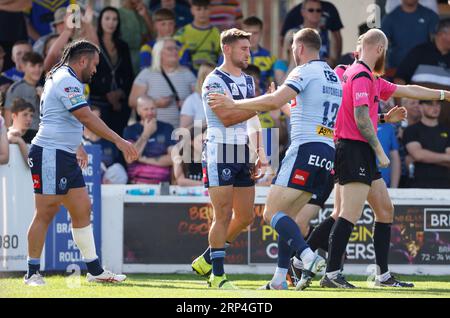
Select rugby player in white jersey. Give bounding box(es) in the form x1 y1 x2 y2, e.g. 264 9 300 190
209 28 342 290
25 40 138 286
191 28 268 289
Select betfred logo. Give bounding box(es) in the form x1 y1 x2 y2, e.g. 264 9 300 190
32 174 41 189
355 92 369 100
291 169 310 186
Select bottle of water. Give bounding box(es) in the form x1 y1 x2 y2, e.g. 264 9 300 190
126 188 156 196
408 163 415 179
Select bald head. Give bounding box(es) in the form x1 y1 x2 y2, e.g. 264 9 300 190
362 29 388 49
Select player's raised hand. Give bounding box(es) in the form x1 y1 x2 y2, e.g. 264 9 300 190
116 139 139 163
267 82 276 94
208 93 235 109
386 105 407 123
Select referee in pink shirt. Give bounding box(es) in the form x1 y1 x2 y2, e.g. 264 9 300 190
321 29 450 288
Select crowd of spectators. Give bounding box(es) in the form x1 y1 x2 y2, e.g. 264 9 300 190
0 0 449 189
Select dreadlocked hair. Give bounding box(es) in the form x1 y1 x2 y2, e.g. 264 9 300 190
46 39 100 80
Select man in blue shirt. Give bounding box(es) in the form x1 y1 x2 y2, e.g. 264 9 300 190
382 0 439 70
377 122 401 187
123 96 176 184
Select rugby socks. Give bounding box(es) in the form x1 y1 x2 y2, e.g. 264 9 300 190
271 267 288 286
307 216 335 252
326 217 354 274
373 222 392 276
202 241 230 265
27 257 40 279
277 236 292 270
271 211 309 256
210 248 226 276
72 225 104 276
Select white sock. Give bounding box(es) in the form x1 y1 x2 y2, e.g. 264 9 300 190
293 256 304 269
72 224 98 261
300 248 316 264
326 270 340 280
376 271 391 282
271 267 288 286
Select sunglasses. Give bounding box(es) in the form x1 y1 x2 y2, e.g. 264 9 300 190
306 8 322 13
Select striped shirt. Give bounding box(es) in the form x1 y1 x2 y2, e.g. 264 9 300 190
133 67 196 128
209 0 243 31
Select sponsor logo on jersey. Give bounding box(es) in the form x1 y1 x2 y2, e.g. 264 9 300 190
64 86 81 93
355 92 369 100
69 94 85 106
230 83 240 96
290 98 297 108
291 169 310 186
32 174 41 189
316 125 334 138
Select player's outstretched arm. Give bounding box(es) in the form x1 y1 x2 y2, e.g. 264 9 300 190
212 106 258 127
72 107 138 163
209 84 297 113
393 85 450 102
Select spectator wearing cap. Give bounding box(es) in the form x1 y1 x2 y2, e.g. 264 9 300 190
25 0 76 42
83 106 128 184
0 114 8 164
280 0 343 65
32 6 67 56
4 51 43 129
7 98 36 165
382 0 439 71
403 100 450 188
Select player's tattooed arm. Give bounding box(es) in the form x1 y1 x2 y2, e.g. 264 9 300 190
354 105 382 151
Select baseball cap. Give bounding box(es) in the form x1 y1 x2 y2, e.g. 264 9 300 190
52 7 67 26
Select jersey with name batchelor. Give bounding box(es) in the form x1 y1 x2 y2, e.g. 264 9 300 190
32 66 89 153
284 60 342 148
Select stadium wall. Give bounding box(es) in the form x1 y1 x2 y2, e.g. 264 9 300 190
1 145 449 276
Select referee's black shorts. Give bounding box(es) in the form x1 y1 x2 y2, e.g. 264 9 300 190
334 139 382 186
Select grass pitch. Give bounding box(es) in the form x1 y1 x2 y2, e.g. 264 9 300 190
1 274 450 298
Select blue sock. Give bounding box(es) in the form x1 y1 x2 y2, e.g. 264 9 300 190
202 241 231 265
210 248 226 276
271 211 309 256
27 257 40 279
277 236 293 269
85 258 104 276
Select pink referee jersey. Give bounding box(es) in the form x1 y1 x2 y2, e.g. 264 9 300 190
334 61 397 142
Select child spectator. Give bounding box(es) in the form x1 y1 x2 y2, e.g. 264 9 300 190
4 51 43 129
174 0 221 73
139 8 190 70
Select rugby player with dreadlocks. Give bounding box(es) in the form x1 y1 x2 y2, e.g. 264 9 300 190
25 39 138 286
